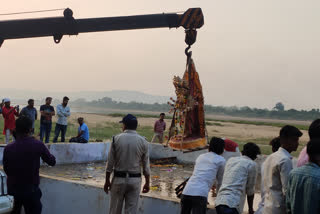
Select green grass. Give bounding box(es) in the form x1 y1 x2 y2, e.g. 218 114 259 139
0 118 155 143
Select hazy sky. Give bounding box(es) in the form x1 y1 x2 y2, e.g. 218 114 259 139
1 0 320 110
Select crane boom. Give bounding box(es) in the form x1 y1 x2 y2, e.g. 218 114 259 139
0 8 204 46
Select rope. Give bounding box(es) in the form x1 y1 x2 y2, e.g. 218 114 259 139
0 8 66 16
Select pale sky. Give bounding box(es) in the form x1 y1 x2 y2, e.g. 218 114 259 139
1 0 320 110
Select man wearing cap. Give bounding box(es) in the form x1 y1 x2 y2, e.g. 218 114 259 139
104 114 150 214
2 98 19 144
221 138 241 162
53 96 70 143
262 125 303 214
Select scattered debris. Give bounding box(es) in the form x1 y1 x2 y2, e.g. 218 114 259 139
160 169 173 172
150 164 182 168
151 157 177 165
150 186 159 191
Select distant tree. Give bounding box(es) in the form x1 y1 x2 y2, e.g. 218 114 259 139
240 106 252 112
273 102 285 111
99 97 114 104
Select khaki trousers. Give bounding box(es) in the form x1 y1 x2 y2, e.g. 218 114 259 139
109 177 141 214
151 132 163 144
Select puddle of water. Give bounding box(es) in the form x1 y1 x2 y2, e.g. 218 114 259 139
40 162 194 200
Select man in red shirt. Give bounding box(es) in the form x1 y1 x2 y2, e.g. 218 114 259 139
2 98 19 144
151 113 166 144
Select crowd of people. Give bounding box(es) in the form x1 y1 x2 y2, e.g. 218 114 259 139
102 115 320 214
1 107 319 214
180 121 320 214
0 96 90 144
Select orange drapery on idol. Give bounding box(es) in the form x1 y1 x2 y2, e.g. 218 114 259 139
167 57 207 151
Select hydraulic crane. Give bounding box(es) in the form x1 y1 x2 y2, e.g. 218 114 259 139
0 8 206 151
0 8 204 53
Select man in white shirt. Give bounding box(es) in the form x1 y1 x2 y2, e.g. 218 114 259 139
255 137 281 214
53 96 71 143
180 137 226 214
215 142 261 214
262 125 302 214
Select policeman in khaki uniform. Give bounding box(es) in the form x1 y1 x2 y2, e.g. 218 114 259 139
104 114 150 214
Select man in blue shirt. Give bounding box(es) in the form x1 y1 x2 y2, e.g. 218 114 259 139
20 99 37 134
286 138 320 214
69 117 89 143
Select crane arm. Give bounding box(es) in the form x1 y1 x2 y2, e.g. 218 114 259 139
0 8 204 46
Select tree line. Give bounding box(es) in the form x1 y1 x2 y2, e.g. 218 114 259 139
71 98 320 121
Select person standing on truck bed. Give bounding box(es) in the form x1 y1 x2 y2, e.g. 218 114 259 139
3 116 56 214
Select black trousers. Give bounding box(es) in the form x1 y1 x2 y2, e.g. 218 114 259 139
216 205 239 214
180 194 207 214
10 187 42 214
69 137 88 143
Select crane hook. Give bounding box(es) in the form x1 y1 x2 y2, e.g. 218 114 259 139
184 29 197 62
185 45 192 60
